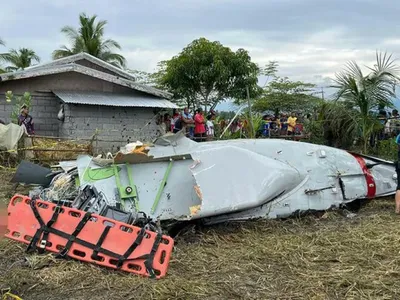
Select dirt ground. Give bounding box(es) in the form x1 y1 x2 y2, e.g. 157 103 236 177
1 169 400 300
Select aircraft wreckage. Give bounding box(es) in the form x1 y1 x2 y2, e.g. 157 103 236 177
5 132 398 278
14 132 399 226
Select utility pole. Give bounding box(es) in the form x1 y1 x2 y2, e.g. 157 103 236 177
246 86 254 138
321 87 325 100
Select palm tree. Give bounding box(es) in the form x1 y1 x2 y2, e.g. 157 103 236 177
52 13 126 68
329 51 400 152
0 48 40 72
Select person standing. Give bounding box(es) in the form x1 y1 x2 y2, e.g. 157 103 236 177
18 104 34 135
395 134 400 214
194 108 206 142
287 112 297 136
280 114 288 135
206 114 215 141
170 109 180 132
182 107 195 138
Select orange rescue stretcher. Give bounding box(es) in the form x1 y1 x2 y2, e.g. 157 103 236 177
5 195 174 279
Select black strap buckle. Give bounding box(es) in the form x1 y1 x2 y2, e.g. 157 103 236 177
116 228 146 269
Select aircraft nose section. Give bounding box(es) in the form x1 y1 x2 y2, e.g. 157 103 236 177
188 146 304 219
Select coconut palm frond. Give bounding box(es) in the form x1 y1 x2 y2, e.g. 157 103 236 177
53 13 126 68
1 48 40 71
330 51 400 152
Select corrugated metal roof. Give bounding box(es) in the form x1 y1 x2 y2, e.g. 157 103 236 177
53 91 178 109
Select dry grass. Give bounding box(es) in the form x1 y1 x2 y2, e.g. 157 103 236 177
1 170 400 300
29 137 92 162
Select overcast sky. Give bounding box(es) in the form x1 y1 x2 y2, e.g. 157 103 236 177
2 0 400 109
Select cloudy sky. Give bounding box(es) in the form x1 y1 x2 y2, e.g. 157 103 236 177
2 0 400 109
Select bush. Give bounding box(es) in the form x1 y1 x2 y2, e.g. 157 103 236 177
375 138 398 161
5 91 32 123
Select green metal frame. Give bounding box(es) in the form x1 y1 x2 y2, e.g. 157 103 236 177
151 160 174 214
113 164 139 211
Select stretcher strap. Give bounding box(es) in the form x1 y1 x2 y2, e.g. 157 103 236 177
27 201 62 254
27 200 161 277
57 211 93 258
91 225 112 260
144 233 162 279
116 228 146 268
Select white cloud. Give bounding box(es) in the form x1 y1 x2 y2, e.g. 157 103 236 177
1 0 399 93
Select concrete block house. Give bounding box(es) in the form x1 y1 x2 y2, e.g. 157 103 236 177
0 53 177 152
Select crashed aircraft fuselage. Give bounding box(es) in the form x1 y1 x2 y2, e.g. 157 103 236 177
75 133 397 225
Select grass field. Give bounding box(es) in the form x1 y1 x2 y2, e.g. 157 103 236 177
1 169 400 300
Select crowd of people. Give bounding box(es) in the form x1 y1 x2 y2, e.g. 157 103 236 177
378 109 400 139
157 107 312 141
257 112 306 138
159 107 216 142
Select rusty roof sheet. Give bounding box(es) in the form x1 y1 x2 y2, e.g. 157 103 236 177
53 90 178 109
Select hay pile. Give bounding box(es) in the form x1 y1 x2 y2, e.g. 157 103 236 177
29 137 92 162
1 169 400 299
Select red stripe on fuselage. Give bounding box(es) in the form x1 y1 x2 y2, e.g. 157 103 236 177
351 154 376 198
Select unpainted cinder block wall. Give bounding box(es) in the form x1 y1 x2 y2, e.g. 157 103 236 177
0 92 61 136
59 103 165 153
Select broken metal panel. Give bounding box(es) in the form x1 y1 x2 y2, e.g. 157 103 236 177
58 161 78 172
188 145 304 218
76 155 201 220
11 161 55 187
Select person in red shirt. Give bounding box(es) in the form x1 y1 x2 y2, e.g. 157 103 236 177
194 108 206 142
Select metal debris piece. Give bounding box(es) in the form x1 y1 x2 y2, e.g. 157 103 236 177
11 161 56 186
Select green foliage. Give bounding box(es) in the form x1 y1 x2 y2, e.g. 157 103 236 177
156 37 260 110
375 138 398 161
216 110 236 120
5 91 32 124
0 48 40 72
253 77 322 114
260 60 279 87
52 13 126 68
331 51 400 152
303 119 325 145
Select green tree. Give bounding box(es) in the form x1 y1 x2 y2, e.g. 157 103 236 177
261 60 279 87
0 48 40 72
156 38 260 110
330 51 400 152
52 13 126 68
5 91 32 123
253 77 322 115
